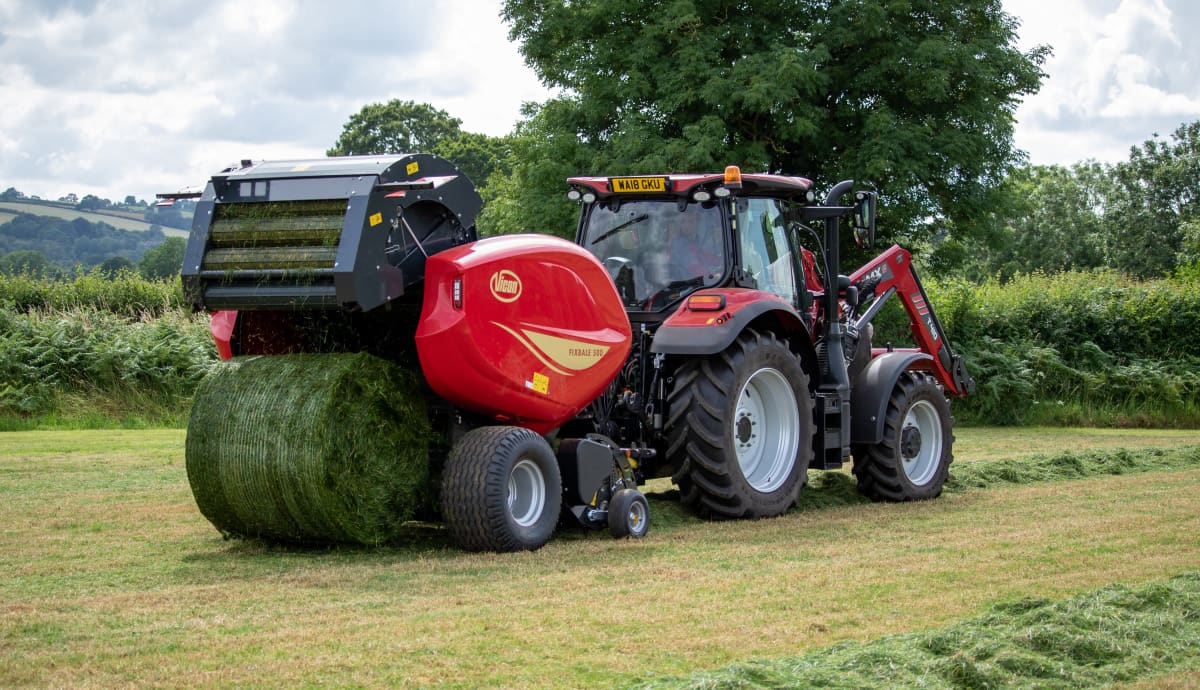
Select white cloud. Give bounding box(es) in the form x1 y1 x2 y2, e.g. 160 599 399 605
2 0 1196 203
1004 0 1200 165
0 0 550 202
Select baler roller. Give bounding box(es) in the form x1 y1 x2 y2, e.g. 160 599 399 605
182 153 482 313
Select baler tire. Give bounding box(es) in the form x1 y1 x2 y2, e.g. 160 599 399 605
441 426 561 552
608 488 650 539
852 372 954 501
666 328 814 519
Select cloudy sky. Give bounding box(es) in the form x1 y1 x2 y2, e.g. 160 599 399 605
0 0 1197 204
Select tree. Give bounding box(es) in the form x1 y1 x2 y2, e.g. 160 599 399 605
99 255 136 277
328 100 512 186
138 237 187 279
1102 120 1199 278
1 187 24 201
432 131 513 186
0 250 51 276
78 194 112 211
327 100 465 156
498 0 1048 244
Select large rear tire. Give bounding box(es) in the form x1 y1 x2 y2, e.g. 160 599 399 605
441 426 561 552
666 329 814 519
852 372 954 501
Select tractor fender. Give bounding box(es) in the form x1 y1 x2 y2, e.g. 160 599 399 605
850 351 933 445
649 292 808 356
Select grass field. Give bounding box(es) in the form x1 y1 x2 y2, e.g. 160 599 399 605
1 428 1198 688
0 201 188 237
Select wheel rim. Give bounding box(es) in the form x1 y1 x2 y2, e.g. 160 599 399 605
901 399 943 486
733 367 799 493
507 458 546 527
626 500 648 536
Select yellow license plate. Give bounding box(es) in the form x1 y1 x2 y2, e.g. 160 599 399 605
609 176 668 193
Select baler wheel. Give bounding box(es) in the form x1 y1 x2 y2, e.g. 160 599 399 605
667 328 814 519
441 426 562 552
852 372 954 501
608 488 650 539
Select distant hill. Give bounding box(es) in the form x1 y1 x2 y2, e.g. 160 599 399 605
0 209 179 270
0 200 189 237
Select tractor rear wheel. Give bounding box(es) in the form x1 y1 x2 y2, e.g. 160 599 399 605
667 329 814 519
441 426 561 552
852 372 954 501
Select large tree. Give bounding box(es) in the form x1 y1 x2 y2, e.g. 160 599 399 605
1103 120 1199 278
327 100 509 185
497 0 1047 243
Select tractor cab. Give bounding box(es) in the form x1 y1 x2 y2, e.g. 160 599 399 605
569 168 820 318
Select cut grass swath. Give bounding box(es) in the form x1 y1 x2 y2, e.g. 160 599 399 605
634 571 1200 689
185 353 433 545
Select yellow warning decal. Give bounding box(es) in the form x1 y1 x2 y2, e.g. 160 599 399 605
369 212 383 227
291 164 311 172
406 161 420 175
531 372 550 394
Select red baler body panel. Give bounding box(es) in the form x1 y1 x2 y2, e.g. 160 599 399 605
415 234 632 434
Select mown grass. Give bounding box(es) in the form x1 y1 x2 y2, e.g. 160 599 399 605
637 572 1200 689
1 430 1197 688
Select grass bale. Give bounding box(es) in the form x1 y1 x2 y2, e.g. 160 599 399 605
185 352 432 545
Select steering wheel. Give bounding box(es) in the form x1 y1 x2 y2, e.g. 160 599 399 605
603 256 632 277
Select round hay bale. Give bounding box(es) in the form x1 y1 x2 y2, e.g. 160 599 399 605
185 352 432 545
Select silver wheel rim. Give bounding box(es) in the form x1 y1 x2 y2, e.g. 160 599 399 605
507 458 546 527
902 399 943 486
733 367 799 493
626 499 648 536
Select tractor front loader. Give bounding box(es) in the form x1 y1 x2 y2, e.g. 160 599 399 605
177 155 972 552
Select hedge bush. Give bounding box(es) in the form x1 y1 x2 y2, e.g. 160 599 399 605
872 270 1200 426
0 306 216 420
0 270 184 317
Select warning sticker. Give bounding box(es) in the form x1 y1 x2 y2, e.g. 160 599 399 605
406 161 420 175
530 372 549 395
369 212 383 227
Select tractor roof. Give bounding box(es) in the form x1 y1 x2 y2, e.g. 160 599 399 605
567 169 814 201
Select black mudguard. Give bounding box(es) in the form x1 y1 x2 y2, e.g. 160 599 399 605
649 302 808 356
849 352 933 445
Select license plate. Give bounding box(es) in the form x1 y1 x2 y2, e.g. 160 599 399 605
609 176 668 193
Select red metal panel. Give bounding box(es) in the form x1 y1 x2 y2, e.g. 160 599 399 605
415 234 632 434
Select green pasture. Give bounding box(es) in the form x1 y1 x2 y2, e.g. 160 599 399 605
1 428 1197 688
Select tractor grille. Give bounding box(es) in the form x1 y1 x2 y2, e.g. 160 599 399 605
199 199 346 309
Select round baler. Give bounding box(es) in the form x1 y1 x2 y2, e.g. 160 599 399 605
181 154 642 551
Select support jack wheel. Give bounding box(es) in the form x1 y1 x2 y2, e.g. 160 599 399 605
608 488 650 539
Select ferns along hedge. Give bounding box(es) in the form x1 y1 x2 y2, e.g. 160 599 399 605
0 271 214 426
873 270 1200 426
1 270 1197 427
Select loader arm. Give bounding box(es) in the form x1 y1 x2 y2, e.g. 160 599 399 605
849 245 975 397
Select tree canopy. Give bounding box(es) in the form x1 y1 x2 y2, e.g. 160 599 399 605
327 99 510 185
496 0 1048 243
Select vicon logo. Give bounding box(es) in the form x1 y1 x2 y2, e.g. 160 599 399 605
489 269 522 302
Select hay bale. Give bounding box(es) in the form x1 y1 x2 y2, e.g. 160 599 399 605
185 352 432 545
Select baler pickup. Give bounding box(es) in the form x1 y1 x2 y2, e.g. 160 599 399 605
181 154 482 312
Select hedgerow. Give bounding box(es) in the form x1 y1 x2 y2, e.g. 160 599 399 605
872 270 1200 426
0 305 216 422
0 270 184 317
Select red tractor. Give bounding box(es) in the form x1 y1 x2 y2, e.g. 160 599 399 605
177 155 973 552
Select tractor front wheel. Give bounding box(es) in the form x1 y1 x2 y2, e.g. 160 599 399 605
441 426 562 552
667 329 814 519
852 372 954 501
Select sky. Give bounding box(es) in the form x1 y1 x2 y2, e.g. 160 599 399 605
0 0 1197 204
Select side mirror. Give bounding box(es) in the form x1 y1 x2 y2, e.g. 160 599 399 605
852 191 876 249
